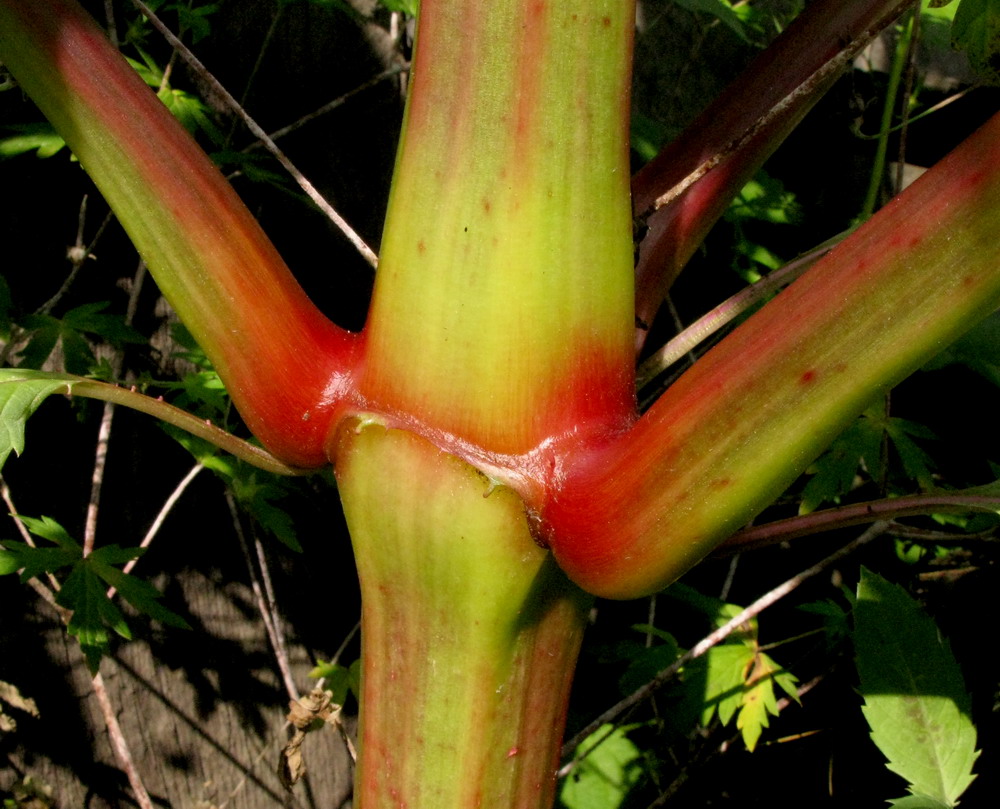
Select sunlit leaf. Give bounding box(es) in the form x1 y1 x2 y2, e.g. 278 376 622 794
855 568 979 806
559 724 644 809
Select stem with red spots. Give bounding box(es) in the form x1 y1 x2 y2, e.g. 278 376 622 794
357 0 636 456
544 111 1000 599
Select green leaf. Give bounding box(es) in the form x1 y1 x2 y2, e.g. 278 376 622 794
0 370 80 468
2 512 188 671
672 0 748 40
310 660 352 706
725 172 801 225
855 568 979 806
60 562 130 672
923 310 1000 387
735 652 798 752
377 0 418 14
889 794 953 809
91 556 190 630
698 643 754 726
799 416 882 514
559 724 644 809
885 418 937 490
952 0 1000 85
15 514 81 549
0 123 67 158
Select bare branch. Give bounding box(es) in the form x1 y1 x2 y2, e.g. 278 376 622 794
92 672 155 809
128 0 379 269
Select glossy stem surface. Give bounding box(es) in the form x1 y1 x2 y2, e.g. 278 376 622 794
335 421 590 809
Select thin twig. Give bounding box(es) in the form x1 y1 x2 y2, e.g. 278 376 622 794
226 492 300 702
83 259 145 557
92 672 155 809
559 522 888 768
102 463 206 600
0 476 67 613
39 200 115 316
128 0 379 269
82 401 114 557
103 0 118 48
721 489 1000 553
244 65 408 151
330 621 361 668
636 232 847 391
254 532 299 700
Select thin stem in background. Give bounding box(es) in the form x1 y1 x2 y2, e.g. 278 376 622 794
93 672 155 809
636 232 846 393
104 462 205 597
225 491 300 703
254 532 298 697
859 8 914 221
0 475 66 613
721 488 1000 553
638 21 879 222
82 259 145 557
243 64 409 151
38 196 115 316
226 3 285 149
128 0 379 269
103 0 117 47
559 522 889 771
895 7 920 195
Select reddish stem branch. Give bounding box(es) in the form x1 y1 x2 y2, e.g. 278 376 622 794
723 490 1000 553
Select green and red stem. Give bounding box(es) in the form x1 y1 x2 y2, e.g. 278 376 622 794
631 0 912 352
335 421 590 809
0 0 360 467
544 110 1000 598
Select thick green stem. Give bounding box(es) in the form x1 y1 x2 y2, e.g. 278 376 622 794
334 421 590 809
360 0 636 455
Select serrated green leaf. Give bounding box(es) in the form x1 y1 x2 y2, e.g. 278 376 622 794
559 724 644 809
59 563 129 672
92 559 191 630
0 541 80 582
0 550 22 575
15 514 80 550
889 794 953 809
855 568 979 806
700 643 754 726
734 652 798 751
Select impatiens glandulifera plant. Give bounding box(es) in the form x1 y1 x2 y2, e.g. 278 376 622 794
1 0 1000 806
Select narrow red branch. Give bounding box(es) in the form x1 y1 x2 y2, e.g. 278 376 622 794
631 0 912 353
723 491 1000 553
